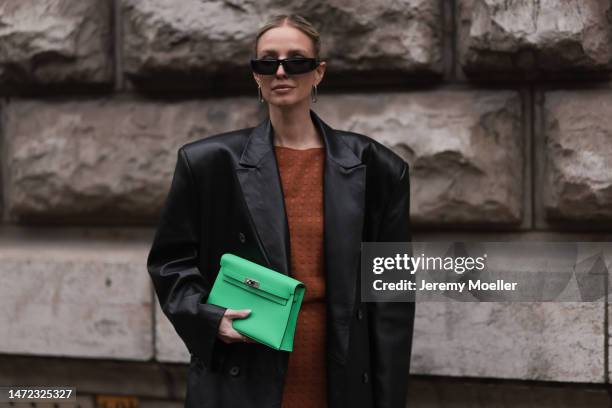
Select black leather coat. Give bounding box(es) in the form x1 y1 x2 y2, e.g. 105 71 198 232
147 109 415 408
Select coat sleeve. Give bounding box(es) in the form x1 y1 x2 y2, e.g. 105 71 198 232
146 147 227 368
368 161 416 408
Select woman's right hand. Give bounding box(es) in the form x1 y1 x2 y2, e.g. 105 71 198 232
217 308 257 344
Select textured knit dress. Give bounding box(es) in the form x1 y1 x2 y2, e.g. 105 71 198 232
274 145 327 408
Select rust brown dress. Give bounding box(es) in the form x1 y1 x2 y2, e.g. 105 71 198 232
274 145 327 408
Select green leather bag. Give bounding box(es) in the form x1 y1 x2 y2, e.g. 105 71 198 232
205 253 306 351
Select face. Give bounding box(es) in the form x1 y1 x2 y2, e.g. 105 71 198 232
253 25 326 108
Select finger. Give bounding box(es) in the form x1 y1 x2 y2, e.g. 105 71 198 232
224 308 246 317
226 309 251 319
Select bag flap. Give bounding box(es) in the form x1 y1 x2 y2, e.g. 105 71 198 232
220 253 303 300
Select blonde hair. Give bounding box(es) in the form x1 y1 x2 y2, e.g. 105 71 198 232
253 14 321 59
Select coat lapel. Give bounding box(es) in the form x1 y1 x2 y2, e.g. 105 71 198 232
235 109 366 366
235 117 291 275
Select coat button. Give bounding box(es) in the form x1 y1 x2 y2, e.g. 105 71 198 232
357 307 363 320
362 371 369 383
229 365 241 376
238 232 246 244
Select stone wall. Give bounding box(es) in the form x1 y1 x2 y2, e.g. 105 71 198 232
1 0 612 406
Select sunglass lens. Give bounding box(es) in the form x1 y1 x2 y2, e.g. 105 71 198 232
285 58 317 74
251 59 279 75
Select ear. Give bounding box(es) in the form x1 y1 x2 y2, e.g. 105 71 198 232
253 72 261 87
315 60 326 86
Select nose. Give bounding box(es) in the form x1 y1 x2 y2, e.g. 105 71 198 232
275 60 287 76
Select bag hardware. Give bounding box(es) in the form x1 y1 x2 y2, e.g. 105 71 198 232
244 278 260 288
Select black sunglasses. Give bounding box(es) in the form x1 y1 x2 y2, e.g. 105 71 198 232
250 57 320 75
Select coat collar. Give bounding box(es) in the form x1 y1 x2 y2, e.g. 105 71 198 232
238 109 362 169
235 108 366 366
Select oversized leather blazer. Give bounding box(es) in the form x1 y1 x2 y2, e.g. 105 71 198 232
147 109 415 408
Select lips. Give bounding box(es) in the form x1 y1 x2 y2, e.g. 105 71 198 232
272 85 294 90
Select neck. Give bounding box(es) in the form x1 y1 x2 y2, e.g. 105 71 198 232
269 102 324 149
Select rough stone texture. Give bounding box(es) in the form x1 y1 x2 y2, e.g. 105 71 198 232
458 0 612 79
155 299 190 363
3 93 523 226
542 90 612 222
314 91 524 225
121 0 442 88
412 302 604 382
0 0 113 86
0 238 153 360
3 97 265 224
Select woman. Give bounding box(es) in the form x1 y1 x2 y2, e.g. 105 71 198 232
147 13 415 408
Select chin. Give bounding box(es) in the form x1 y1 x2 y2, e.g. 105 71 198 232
269 97 302 107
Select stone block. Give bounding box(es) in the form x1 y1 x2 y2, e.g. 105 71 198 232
121 0 443 89
314 91 524 225
0 0 113 87
540 90 612 223
0 238 153 360
411 302 604 382
4 97 264 224
457 0 612 79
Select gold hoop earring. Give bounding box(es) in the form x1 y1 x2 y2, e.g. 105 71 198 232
257 85 264 103
311 84 318 103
